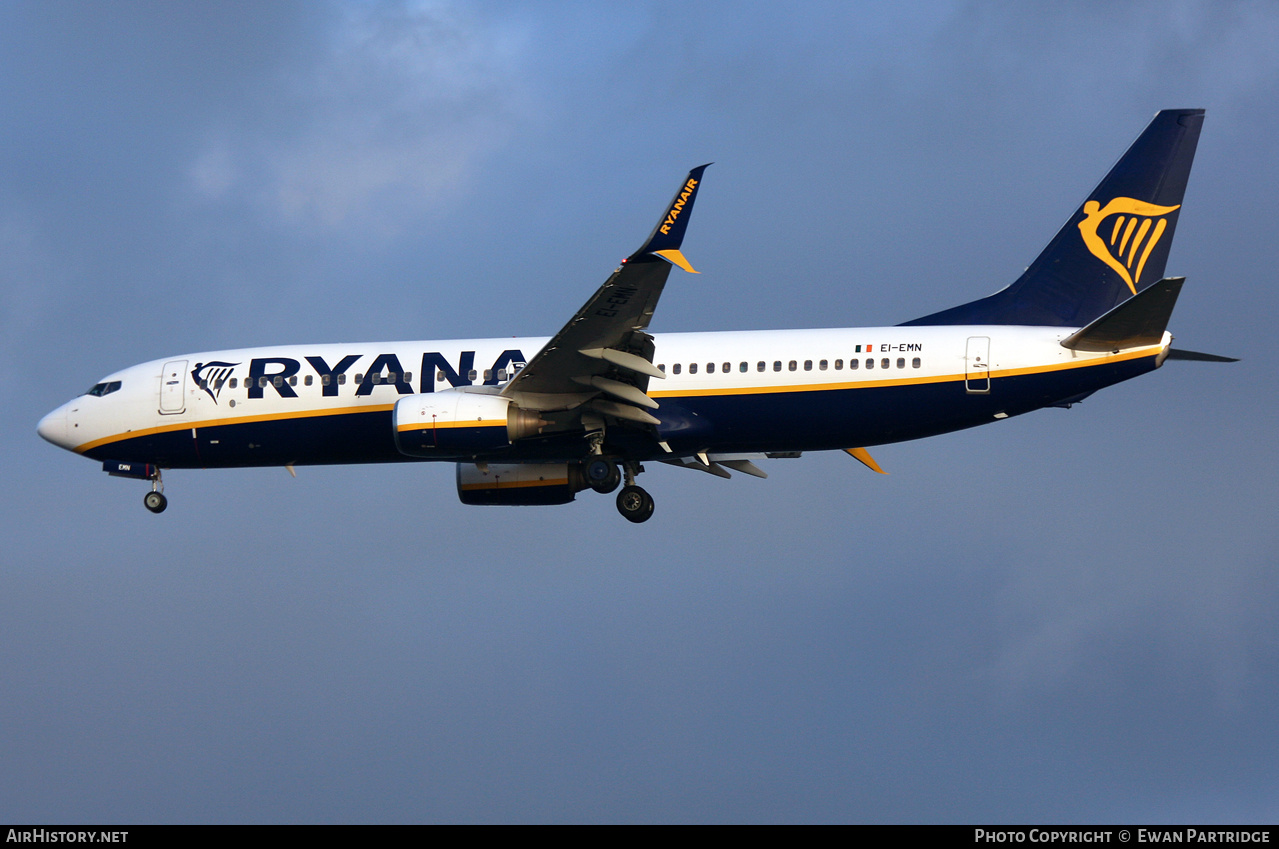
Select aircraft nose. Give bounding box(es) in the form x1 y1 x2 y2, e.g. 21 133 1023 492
37 405 70 449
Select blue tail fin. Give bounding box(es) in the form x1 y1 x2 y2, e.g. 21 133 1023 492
902 109 1204 328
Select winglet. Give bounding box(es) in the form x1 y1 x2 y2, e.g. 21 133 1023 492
632 163 711 270
844 447 887 474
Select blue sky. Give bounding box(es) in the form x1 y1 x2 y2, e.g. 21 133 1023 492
3 0 1277 822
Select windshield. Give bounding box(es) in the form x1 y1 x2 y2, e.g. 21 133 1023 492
83 381 122 397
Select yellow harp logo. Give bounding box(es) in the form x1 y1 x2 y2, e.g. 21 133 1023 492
1078 197 1180 295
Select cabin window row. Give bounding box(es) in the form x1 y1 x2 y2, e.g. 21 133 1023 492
657 358 922 375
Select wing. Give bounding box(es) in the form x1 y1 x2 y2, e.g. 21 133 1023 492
502 164 710 426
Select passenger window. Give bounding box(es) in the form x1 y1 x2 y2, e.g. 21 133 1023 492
230 377 238 388
404 372 413 382
707 362 715 374
215 378 225 389
289 375 298 386
658 364 666 372
834 359 842 370
849 359 858 370
897 358 905 369
773 361 782 372
866 359 874 370
355 374 363 384
913 357 921 368
273 376 282 387
436 370 446 383
483 370 492 381
788 360 797 371
388 372 398 383
494 369 504 381
804 360 812 371
690 363 698 374
467 369 478 381
723 362 731 373
322 374 331 386
757 361 765 372
881 358 890 369
673 363 681 374
338 373 347 385
304 375 313 386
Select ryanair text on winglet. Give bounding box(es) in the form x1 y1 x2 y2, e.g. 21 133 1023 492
658 178 698 235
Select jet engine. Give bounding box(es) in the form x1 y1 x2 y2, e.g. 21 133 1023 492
393 391 547 457
456 462 588 506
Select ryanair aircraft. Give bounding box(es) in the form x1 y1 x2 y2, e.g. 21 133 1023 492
38 109 1232 523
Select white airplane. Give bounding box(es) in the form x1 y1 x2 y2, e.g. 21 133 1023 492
38 109 1232 523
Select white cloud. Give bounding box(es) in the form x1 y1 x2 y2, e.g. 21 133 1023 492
188 1 533 235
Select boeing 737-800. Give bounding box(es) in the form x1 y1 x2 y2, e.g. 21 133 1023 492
38 109 1231 523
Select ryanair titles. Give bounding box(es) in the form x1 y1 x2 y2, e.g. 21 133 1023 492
195 350 527 404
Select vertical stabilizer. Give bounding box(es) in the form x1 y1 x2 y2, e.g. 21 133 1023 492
903 109 1203 328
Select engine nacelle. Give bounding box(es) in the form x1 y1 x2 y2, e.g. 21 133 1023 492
393 391 547 457
457 462 587 506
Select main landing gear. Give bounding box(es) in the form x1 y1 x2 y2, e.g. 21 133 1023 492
594 459 653 524
616 484 654 523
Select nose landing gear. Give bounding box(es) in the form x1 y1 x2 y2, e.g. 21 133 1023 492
143 468 167 514
102 460 170 514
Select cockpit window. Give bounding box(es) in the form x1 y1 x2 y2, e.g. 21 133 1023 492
84 381 122 397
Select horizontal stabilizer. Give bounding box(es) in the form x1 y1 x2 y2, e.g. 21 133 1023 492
1165 348 1239 363
1061 277 1183 352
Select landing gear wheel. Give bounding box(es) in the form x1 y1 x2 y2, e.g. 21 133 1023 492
586 458 621 494
143 491 168 514
616 485 654 524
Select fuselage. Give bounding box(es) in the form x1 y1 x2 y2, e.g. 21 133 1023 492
37 324 1169 470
